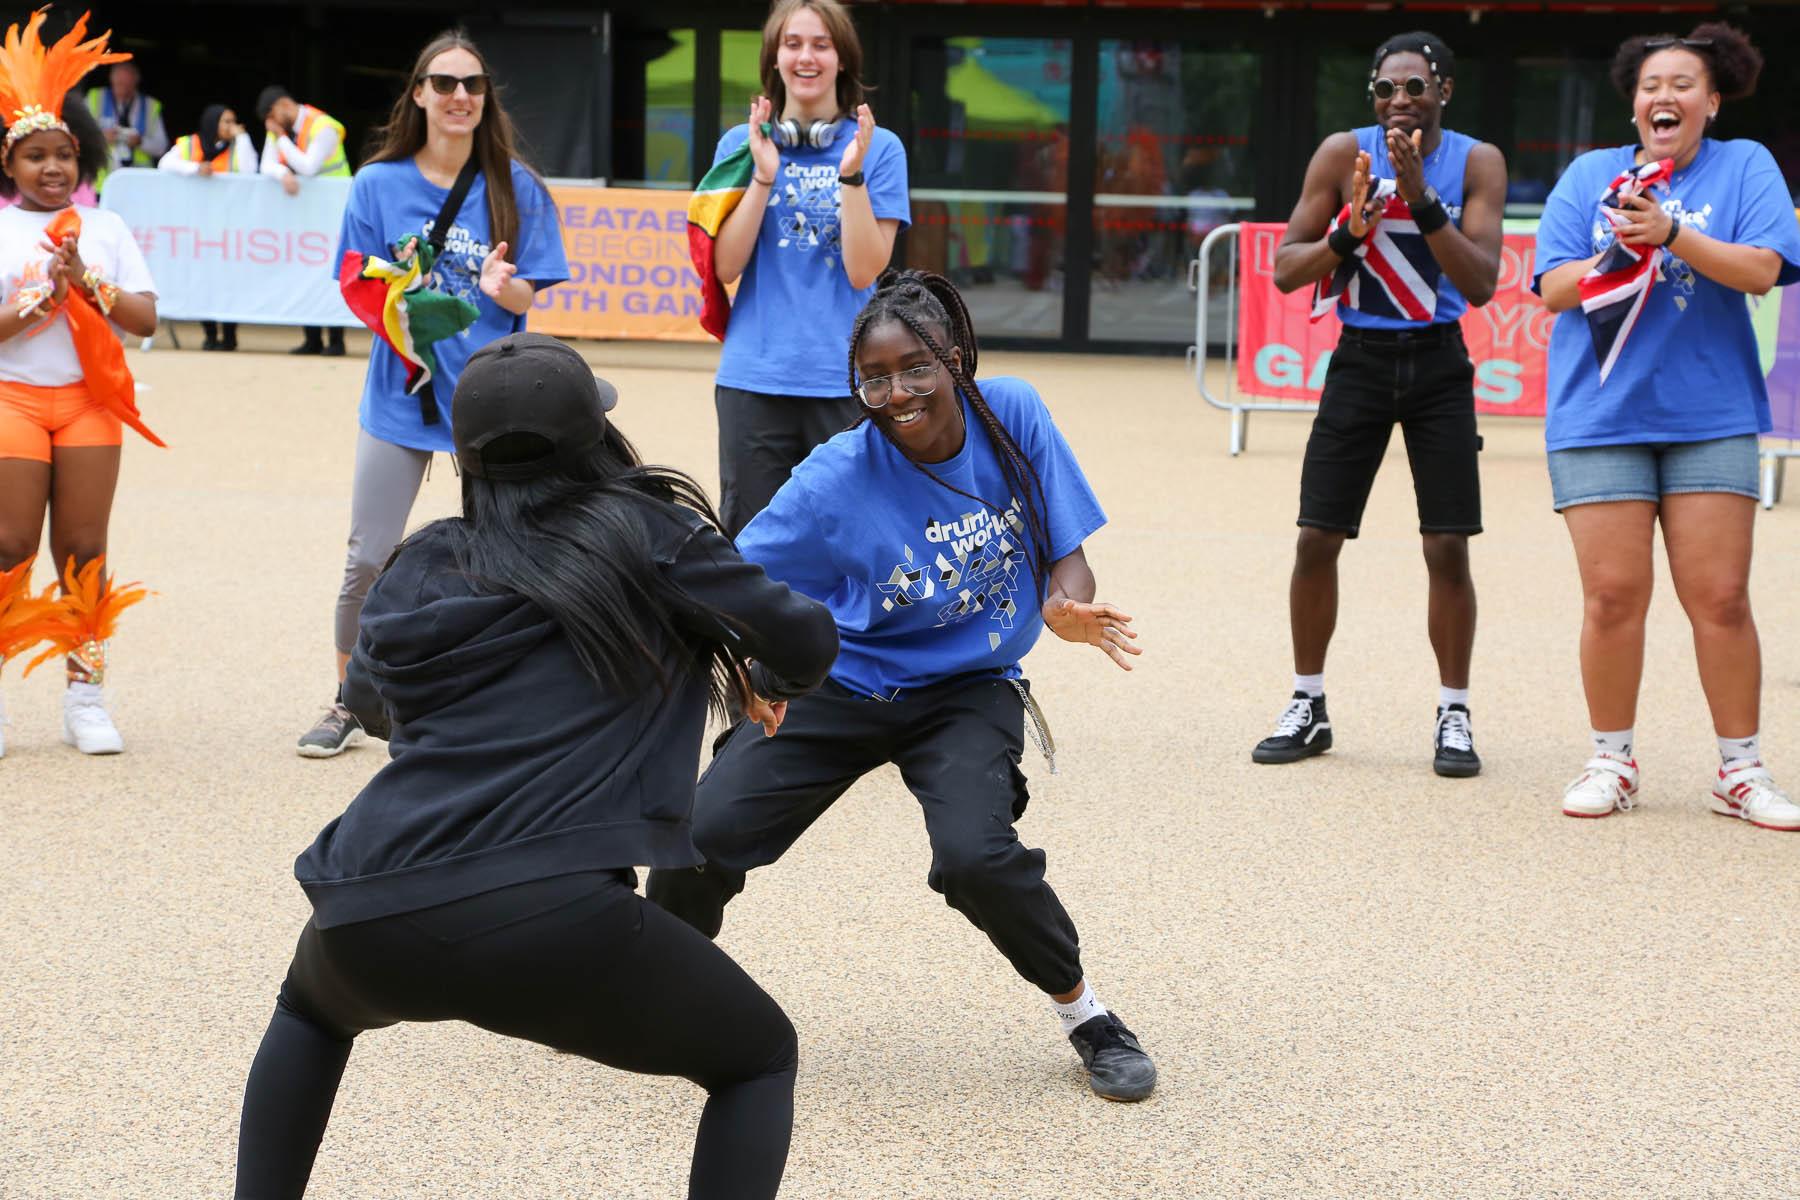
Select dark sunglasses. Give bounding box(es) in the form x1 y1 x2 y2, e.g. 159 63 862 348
1643 37 1714 50
421 73 489 96
1372 75 1430 101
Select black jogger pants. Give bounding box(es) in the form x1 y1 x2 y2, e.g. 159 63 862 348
235 870 797 1199
647 677 1084 996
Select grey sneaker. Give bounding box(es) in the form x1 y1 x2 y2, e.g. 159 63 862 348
1069 1012 1157 1102
297 702 364 759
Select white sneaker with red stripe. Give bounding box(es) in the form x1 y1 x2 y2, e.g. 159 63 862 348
1562 754 1640 818
1708 762 1800 831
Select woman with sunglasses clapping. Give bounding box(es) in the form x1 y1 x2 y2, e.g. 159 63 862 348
294 30 568 759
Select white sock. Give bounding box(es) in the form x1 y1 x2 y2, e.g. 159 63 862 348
1591 728 1634 759
1052 982 1107 1036
1294 673 1324 698
66 681 103 703
1720 732 1761 768
1439 685 1470 711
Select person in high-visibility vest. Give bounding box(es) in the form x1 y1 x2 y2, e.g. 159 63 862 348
84 61 169 189
157 105 257 351
256 84 350 355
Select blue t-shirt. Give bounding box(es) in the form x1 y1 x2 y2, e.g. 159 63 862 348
736 377 1105 698
1533 139 1800 450
713 121 910 399
1343 125 1478 329
338 158 570 452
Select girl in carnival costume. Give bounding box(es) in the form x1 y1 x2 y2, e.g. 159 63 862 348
0 8 160 757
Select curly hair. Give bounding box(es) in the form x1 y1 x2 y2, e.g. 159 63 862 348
1610 22 1763 101
0 94 109 198
846 270 1056 605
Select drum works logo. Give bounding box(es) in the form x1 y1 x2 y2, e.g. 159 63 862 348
770 162 846 268
419 219 490 308
876 500 1028 647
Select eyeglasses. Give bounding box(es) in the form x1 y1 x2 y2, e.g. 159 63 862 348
421 73 490 96
856 362 939 409
1372 75 1430 101
1643 37 1714 50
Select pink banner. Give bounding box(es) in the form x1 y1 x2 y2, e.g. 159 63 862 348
1234 222 1550 417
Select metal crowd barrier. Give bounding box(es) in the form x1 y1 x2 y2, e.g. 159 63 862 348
1185 222 1321 456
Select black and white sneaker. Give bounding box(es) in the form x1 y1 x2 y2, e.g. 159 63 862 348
1069 1012 1157 1102
1433 704 1481 778
1251 691 1332 764
297 702 364 759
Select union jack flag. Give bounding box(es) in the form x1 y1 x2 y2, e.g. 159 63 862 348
1577 158 1675 384
1311 178 1441 324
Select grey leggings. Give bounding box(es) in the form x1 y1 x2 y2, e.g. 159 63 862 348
334 429 432 655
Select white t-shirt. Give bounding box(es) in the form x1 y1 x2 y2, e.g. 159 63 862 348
0 204 156 386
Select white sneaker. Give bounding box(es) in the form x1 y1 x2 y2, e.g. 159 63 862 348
1709 762 1800 831
62 683 124 755
1562 754 1639 818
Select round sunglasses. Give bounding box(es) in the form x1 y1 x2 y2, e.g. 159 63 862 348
1372 75 1430 101
420 73 490 96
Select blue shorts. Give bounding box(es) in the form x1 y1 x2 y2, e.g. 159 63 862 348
1546 434 1761 511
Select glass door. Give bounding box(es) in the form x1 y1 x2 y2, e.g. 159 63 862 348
1090 40 1258 344
904 36 1073 340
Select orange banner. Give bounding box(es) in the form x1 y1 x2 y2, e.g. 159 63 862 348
527 185 714 342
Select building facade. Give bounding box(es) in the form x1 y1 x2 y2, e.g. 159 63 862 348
92 1 1800 350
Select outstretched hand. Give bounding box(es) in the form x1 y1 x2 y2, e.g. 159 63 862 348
479 241 517 300
1042 598 1141 671
747 96 781 184
838 103 875 178
1346 150 1376 237
1386 126 1427 204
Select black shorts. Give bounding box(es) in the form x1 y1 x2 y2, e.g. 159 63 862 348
1297 324 1482 538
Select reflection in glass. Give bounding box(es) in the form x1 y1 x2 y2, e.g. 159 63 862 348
907 37 1071 338
613 27 695 187
1508 60 1611 212
1091 41 1257 343
719 30 763 140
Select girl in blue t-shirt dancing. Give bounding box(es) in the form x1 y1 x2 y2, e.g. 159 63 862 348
1534 23 1800 829
649 270 1158 1102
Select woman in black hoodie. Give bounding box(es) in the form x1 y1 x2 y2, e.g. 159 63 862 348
234 334 838 1200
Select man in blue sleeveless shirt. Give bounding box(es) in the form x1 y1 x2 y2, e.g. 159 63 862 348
1254 32 1507 778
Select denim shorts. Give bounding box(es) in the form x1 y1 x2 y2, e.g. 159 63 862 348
1546 434 1761 511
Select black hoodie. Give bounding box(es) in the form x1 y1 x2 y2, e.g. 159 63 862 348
295 502 837 928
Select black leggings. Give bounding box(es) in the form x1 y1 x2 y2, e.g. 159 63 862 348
235 871 796 1199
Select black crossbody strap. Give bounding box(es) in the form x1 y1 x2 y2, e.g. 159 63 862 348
417 154 485 426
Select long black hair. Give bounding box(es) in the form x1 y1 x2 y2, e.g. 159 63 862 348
846 269 1056 603
431 422 750 717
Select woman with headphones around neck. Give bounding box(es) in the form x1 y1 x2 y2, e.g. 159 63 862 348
709 0 910 538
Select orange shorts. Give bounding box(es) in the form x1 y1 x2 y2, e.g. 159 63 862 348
0 378 122 463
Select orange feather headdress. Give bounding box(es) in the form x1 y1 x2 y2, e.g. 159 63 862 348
0 8 130 159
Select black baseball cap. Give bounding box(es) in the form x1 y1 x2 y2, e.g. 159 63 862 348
452 333 619 480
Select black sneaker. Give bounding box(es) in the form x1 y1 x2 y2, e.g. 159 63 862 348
321 342 347 358
1251 691 1332 764
1069 1012 1156 1102
297 702 365 759
289 341 323 356
1433 704 1481 778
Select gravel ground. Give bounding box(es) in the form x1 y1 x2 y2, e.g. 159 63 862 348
2 327 1797 1198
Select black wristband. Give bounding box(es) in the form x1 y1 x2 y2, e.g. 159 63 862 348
1663 221 1681 248
1411 197 1450 235
837 169 865 188
1327 225 1364 259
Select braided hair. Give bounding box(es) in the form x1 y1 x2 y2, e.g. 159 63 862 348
846 269 1056 603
